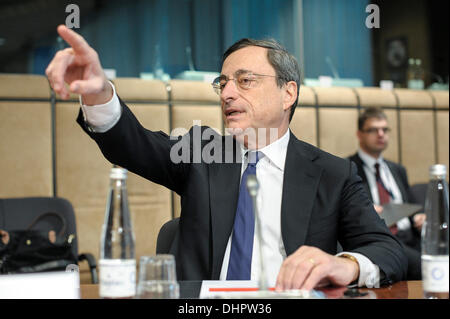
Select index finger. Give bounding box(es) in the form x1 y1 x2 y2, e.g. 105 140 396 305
57 24 90 54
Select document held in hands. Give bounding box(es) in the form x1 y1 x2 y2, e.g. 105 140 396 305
381 203 423 227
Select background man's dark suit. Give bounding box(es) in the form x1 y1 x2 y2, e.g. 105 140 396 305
349 153 422 279
79 100 407 285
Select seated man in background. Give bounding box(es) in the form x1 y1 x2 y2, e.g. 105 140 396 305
46 25 408 290
349 107 425 280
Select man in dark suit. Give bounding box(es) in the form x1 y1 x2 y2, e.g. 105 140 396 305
46 25 407 290
349 107 425 280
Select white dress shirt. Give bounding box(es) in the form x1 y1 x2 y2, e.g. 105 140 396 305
357 149 411 230
219 129 290 286
80 82 380 288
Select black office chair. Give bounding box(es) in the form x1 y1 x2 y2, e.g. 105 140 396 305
156 217 179 254
0 197 98 283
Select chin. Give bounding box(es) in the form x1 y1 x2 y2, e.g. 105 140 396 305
225 121 250 133
377 144 387 151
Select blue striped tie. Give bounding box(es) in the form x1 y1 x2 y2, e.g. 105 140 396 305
227 151 261 280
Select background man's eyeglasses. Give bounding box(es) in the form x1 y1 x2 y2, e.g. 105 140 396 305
361 127 391 134
211 72 278 95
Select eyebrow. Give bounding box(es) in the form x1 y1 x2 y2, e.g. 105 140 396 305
220 69 254 78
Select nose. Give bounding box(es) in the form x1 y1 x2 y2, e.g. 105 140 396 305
220 79 239 103
377 128 386 138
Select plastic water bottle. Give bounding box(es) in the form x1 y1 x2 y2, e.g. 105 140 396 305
99 167 136 298
421 164 449 299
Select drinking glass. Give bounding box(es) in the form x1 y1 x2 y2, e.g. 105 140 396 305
136 255 180 299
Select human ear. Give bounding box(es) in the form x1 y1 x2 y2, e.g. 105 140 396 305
283 81 297 111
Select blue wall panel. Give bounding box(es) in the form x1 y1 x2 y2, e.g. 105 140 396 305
32 0 373 86
302 0 373 85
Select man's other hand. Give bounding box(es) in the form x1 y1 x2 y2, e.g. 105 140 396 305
413 213 426 231
374 204 383 215
275 246 359 291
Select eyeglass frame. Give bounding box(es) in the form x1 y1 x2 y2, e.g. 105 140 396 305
360 127 391 134
211 70 280 95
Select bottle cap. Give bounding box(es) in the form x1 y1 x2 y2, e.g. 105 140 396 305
110 167 128 179
430 164 447 177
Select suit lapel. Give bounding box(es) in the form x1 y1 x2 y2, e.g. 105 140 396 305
281 134 323 256
386 161 408 201
209 137 242 279
352 153 373 202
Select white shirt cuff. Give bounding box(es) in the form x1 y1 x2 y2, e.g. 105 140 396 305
337 252 380 288
397 216 412 231
80 81 121 133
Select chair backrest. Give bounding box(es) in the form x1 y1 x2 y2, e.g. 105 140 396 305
0 197 78 257
0 74 53 198
156 218 179 254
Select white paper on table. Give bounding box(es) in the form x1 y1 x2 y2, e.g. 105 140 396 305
0 271 80 299
199 280 327 299
200 280 263 298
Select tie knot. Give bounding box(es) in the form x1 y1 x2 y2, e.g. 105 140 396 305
247 151 261 167
374 162 380 171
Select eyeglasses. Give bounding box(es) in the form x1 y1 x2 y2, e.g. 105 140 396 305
361 127 391 134
211 71 278 95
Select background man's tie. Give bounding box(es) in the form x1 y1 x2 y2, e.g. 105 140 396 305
227 151 261 280
374 163 398 235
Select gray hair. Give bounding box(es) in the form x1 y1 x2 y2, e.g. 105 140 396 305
222 38 301 122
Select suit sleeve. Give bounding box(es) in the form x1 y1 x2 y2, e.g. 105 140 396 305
338 160 408 285
77 96 190 194
399 165 411 202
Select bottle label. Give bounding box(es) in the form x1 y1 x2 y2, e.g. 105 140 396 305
422 255 449 293
99 259 136 298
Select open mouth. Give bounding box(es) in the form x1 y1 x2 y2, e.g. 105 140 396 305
225 109 244 117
